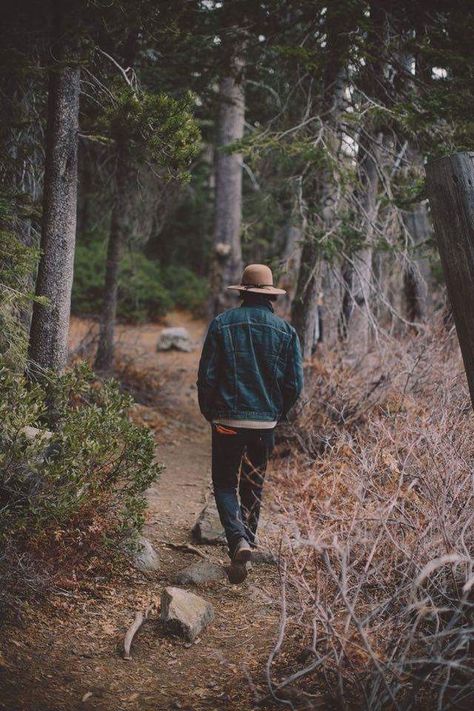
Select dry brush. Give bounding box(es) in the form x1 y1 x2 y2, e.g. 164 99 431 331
266 322 473 710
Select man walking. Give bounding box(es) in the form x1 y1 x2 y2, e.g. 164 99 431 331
197 264 304 584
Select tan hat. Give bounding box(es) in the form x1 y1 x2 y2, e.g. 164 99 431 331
227 264 286 295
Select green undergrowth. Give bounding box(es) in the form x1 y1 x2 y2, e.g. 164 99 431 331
0 360 161 613
72 239 208 320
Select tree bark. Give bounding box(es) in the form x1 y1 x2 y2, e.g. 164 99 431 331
28 37 80 375
209 49 245 316
279 222 304 317
291 238 321 359
344 129 384 350
425 151 474 408
401 202 431 324
400 146 431 326
94 144 135 373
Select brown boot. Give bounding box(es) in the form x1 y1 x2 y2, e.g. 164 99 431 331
226 538 252 584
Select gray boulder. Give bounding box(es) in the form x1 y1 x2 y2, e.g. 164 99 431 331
160 587 214 641
131 536 160 573
175 560 225 585
192 499 226 545
156 327 194 353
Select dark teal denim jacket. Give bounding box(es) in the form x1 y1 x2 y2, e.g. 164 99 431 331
197 298 304 423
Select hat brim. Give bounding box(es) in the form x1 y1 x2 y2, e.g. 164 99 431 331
227 285 287 295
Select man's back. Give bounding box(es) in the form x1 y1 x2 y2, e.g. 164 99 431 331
197 295 303 424
197 265 303 584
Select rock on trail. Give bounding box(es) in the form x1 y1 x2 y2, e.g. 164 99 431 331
130 536 160 573
175 560 225 585
160 587 214 641
156 327 195 352
192 499 226 545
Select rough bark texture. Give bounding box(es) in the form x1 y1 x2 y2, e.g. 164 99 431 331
344 129 384 351
94 145 135 373
291 240 321 359
279 222 304 318
209 51 245 316
401 148 431 326
425 151 474 408
28 50 80 374
402 202 431 324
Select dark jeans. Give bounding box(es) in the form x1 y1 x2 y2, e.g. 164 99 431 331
211 423 275 557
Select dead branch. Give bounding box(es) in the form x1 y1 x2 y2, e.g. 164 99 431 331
123 606 152 661
159 541 208 559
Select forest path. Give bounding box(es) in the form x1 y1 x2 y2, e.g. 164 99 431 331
0 313 283 711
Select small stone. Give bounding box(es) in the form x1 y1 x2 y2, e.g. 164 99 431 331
160 587 214 642
192 499 226 545
156 327 194 353
131 536 160 573
20 426 53 441
175 560 225 585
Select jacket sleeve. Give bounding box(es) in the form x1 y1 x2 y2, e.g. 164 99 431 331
280 329 304 420
197 318 220 421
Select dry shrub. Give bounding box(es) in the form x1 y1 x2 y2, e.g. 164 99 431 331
267 322 473 710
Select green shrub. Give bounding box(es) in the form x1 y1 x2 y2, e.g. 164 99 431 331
0 195 41 365
72 241 172 321
71 240 105 317
0 216 161 613
72 240 208 321
118 250 173 321
0 361 160 566
162 264 209 316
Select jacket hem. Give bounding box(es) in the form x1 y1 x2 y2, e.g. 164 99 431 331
210 410 280 421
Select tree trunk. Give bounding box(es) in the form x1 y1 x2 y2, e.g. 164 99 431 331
209 50 245 316
291 114 346 359
339 1 389 351
344 129 384 350
338 258 353 340
402 202 431 324
425 151 474 408
94 145 135 373
279 222 304 317
291 1 361 358
28 38 80 375
401 147 431 326
279 181 306 316
292 238 321 359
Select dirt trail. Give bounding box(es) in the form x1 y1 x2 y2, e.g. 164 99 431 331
0 313 283 711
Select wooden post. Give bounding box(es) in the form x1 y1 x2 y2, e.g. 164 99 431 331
425 151 474 408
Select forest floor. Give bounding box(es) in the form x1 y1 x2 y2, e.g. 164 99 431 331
0 312 290 711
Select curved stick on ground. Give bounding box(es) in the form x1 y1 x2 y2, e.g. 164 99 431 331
160 541 208 559
123 606 151 660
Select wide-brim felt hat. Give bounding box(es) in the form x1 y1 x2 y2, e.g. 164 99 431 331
227 263 286 295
